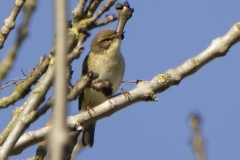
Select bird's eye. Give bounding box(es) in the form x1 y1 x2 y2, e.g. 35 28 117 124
104 38 111 42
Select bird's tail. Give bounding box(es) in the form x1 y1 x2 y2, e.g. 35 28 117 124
82 122 96 147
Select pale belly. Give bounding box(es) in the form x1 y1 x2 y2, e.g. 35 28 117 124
81 52 125 110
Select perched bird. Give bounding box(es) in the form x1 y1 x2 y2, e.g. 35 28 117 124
78 29 125 147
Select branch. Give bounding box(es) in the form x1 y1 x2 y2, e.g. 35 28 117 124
0 0 37 82
4 33 95 155
49 0 68 159
69 22 240 134
190 113 206 160
0 0 124 158
84 0 103 18
72 0 116 30
0 78 25 92
72 0 115 21
44 131 80 160
1 29 92 158
9 73 97 155
72 0 87 20
1 30 87 154
90 14 117 29
0 106 23 145
0 0 27 49
0 63 54 159
0 56 49 108
0 27 86 108
11 22 240 154
11 126 50 155
86 0 116 26
35 141 47 160
0 29 86 109
115 1 133 34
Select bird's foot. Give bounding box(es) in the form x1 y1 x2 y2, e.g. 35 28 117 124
87 106 95 118
120 87 131 101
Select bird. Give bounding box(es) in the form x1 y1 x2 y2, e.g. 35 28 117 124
78 29 125 147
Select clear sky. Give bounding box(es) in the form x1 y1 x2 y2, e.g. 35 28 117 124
0 0 240 160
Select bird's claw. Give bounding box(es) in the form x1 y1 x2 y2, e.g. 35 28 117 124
87 106 95 118
120 88 131 101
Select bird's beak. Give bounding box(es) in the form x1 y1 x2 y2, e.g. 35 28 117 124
116 31 125 40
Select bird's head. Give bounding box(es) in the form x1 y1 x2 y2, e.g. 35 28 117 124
90 29 123 54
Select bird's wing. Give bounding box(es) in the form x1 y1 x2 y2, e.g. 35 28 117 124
82 54 90 75
78 53 90 111
78 93 83 111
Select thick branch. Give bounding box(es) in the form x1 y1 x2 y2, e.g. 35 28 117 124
72 23 240 126
49 0 70 159
163 22 240 86
11 22 240 153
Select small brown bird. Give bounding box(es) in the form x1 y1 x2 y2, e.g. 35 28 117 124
78 29 125 147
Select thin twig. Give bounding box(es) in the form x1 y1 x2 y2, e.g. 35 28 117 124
84 0 103 18
122 80 143 84
86 0 116 26
21 69 28 77
91 14 117 29
0 56 49 108
0 0 27 49
190 114 206 160
72 0 87 20
0 78 25 93
0 0 37 81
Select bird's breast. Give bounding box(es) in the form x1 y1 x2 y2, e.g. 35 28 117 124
88 51 125 93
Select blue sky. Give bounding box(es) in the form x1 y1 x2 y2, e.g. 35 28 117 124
0 0 240 159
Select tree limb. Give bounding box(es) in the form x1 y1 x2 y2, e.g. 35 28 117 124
0 0 27 49
72 0 87 20
0 0 37 82
49 0 69 159
10 22 240 155
190 113 206 160
0 56 49 108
